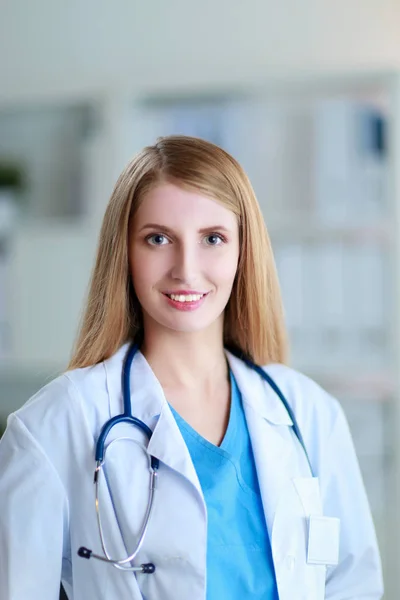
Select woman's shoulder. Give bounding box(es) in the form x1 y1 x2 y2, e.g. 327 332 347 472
15 363 104 426
15 343 130 428
262 362 339 402
261 362 344 438
8 349 125 456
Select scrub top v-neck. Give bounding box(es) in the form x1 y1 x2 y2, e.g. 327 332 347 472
169 371 279 599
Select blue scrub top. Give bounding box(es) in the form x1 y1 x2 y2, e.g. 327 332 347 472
170 372 279 599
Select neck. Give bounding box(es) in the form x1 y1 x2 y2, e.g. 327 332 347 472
141 328 229 390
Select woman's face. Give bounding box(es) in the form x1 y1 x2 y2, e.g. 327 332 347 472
129 182 240 339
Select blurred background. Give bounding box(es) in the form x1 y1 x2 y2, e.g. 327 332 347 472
1 0 400 597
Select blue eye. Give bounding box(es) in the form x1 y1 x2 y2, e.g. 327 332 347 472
147 234 169 246
205 234 224 246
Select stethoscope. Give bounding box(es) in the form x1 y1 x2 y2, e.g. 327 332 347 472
78 342 313 574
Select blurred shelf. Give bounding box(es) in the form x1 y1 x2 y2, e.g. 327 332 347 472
267 219 393 244
300 368 396 401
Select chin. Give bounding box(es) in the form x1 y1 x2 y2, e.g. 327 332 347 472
158 313 219 334
144 305 224 336
166 321 213 334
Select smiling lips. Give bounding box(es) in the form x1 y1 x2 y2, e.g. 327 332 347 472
166 292 205 302
162 291 208 310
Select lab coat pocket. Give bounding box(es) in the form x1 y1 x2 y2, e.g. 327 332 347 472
292 477 340 567
272 477 328 600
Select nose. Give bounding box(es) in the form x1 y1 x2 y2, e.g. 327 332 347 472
170 241 200 284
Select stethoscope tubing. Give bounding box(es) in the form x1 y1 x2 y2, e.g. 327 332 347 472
78 342 313 573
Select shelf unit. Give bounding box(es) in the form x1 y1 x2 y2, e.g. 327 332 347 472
1 72 400 597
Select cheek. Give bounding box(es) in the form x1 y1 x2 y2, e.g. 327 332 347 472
211 254 239 287
130 248 150 293
130 247 167 291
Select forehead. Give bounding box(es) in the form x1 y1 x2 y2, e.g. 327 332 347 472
133 183 237 229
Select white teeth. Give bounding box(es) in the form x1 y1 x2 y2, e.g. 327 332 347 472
169 293 204 302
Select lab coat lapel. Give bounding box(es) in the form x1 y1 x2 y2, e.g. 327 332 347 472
146 406 202 494
105 344 202 494
226 352 296 540
100 344 204 587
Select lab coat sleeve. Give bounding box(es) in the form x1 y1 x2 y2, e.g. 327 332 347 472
0 413 69 600
320 401 384 599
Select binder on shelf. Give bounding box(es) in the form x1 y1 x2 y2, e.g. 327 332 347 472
314 99 388 227
314 99 354 225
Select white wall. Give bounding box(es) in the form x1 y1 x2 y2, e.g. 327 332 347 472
1 0 399 102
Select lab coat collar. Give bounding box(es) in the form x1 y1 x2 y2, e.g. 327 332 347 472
104 342 165 420
105 343 293 426
225 350 293 426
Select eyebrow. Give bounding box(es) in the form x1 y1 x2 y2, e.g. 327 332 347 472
138 223 232 234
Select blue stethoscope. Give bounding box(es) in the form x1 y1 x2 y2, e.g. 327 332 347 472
78 342 312 574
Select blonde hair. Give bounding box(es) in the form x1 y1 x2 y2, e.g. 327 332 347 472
68 135 288 369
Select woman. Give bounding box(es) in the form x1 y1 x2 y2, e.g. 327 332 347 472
0 136 383 599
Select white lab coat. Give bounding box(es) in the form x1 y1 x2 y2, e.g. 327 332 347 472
0 343 383 599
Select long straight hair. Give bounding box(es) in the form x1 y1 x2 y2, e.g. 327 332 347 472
68 135 288 369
